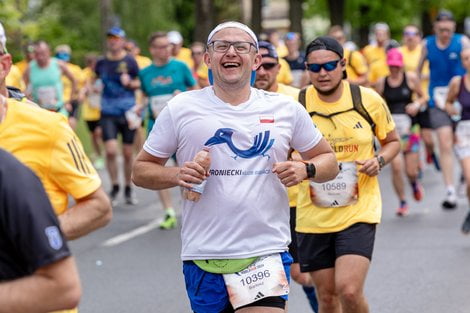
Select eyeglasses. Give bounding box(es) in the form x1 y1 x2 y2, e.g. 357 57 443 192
191 51 204 56
307 60 341 73
257 63 278 70
208 40 256 54
403 31 418 37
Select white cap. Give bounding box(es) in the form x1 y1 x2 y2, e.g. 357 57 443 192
168 30 183 45
207 21 258 50
0 22 6 52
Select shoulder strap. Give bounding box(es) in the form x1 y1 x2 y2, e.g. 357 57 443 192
350 83 375 131
299 87 307 108
7 86 26 101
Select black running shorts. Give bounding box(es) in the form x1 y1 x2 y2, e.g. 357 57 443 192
297 222 376 272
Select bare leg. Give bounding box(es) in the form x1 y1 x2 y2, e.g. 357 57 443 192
310 268 340 313
105 139 119 185
335 255 370 313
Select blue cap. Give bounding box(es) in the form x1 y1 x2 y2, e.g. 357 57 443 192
107 27 126 38
258 41 278 59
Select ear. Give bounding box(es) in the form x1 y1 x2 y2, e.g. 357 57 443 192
0 54 12 81
203 51 211 69
252 52 262 71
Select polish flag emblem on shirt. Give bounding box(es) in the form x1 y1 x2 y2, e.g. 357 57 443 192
259 115 275 123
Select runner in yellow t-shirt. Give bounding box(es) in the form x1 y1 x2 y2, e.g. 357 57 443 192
80 53 104 169
55 44 83 129
329 25 369 86
168 30 194 69
362 23 392 85
298 36 400 313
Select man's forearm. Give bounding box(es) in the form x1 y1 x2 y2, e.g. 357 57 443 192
58 188 112 240
306 151 339 183
132 160 180 190
0 257 80 313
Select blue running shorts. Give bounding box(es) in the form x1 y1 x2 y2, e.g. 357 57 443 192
182 251 293 313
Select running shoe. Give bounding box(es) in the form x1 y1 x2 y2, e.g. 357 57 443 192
458 174 466 197
124 186 138 205
461 212 470 234
431 153 441 171
110 185 119 206
159 215 177 230
442 191 457 210
396 202 409 216
93 157 105 170
412 182 424 202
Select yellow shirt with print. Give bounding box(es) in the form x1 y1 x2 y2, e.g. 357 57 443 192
81 67 101 121
399 45 429 99
0 99 101 215
362 45 389 85
62 62 84 102
344 49 368 82
296 81 395 233
277 83 301 207
6 64 25 90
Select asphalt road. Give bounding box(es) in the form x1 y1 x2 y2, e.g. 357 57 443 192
70 161 470 313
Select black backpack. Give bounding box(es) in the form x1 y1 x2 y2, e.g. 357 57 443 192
298 83 375 132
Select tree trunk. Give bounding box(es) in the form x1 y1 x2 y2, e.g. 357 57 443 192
194 0 214 43
100 0 113 54
327 0 344 27
358 4 370 48
251 0 262 35
289 0 303 38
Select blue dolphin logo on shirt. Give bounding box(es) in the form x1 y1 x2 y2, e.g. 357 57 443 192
204 128 275 159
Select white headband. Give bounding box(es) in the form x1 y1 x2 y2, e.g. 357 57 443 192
0 22 6 53
207 21 258 50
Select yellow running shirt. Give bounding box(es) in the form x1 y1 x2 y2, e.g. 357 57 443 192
362 45 389 85
62 62 83 103
296 81 395 233
399 45 429 99
81 67 101 122
0 98 101 215
344 49 368 82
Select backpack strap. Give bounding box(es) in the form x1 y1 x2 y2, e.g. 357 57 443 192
299 87 307 108
349 83 375 131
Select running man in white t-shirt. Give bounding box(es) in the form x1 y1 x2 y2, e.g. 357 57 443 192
132 21 338 313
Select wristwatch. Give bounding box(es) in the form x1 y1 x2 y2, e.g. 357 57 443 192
376 155 386 170
305 163 316 179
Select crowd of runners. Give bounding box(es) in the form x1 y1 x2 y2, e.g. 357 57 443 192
1 8 470 313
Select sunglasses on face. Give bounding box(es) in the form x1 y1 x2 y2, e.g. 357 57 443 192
307 59 341 73
257 63 278 70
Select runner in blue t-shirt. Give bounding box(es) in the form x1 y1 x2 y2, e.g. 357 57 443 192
95 27 141 206
417 10 470 209
138 31 197 229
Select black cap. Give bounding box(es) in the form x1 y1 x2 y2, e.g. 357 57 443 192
435 10 454 22
306 36 344 59
305 36 347 79
258 41 278 59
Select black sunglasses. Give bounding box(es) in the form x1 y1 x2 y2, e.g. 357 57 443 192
257 63 278 70
307 60 341 73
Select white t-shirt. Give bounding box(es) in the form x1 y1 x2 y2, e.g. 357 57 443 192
144 87 322 260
